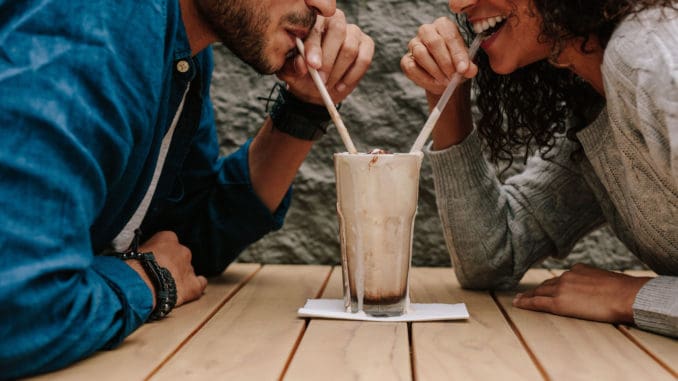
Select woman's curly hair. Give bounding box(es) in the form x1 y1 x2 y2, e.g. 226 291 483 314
458 0 675 166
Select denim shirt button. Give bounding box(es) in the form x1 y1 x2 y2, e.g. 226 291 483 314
176 60 190 73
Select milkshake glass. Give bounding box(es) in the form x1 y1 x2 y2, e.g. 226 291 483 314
334 151 423 316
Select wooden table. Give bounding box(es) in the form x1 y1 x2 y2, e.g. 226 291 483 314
28 264 677 381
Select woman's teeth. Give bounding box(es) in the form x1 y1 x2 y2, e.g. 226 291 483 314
472 15 506 35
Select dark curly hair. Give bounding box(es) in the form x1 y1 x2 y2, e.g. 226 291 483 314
457 0 676 166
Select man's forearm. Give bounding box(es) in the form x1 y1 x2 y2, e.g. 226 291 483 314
248 117 314 212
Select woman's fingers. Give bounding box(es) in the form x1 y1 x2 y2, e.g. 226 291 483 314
401 17 478 94
513 295 555 313
434 17 478 78
400 51 447 94
417 23 453 80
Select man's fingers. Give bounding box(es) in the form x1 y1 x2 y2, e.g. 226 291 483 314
198 275 208 291
303 16 326 69
332 31 373 95
325 23 359 90
318 10 347 84
283 11 373 105
177 275 208 307
276 54 309 86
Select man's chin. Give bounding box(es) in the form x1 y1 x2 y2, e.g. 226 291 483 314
245 57 282 75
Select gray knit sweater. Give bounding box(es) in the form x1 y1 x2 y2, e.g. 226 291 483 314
427 8 678 337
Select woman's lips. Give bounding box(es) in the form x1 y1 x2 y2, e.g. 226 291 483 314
480 22 506 50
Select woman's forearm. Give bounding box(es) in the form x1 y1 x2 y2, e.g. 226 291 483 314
429 81 474 150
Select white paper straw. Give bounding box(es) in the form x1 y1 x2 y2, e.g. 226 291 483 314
410 35 483 153
295 38 357 154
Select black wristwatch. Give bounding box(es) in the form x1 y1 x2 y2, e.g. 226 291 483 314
113 250 178 321
268 83 334 141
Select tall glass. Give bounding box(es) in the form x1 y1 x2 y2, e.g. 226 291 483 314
334 151 423 317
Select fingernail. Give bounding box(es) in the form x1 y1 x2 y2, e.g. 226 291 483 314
336 82 346 92
307 52 321 68
319 71 328 83
457 60 468 72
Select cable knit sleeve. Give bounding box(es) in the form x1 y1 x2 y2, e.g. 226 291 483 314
426 131 605 290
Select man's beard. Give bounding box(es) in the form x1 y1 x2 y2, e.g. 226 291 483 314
196 0 316 74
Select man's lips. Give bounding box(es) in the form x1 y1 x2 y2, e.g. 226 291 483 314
286 27 310 41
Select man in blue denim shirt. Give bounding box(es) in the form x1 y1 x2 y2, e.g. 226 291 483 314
0 0 374 378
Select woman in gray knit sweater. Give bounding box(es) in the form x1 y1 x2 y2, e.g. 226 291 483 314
401 0 677 337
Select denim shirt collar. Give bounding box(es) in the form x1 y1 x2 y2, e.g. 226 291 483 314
173 7 197 84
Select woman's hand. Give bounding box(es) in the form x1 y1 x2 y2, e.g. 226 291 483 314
401 17 478 95
277 10 374 105
513 263 653 324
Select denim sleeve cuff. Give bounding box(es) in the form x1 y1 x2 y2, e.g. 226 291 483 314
91 256 153 347
632 276 678 338
425 128 495 199
220 138 292 230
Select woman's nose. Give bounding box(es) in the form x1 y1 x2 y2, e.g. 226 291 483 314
449 0 477 14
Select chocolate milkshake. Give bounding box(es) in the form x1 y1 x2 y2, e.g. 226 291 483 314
334 151 423 316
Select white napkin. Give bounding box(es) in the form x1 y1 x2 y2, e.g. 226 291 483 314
298 299 469 322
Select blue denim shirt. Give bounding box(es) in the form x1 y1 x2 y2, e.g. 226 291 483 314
0 0 291 378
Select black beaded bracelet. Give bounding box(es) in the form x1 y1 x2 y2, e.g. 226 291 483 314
115 250 177 321
266 82 335 141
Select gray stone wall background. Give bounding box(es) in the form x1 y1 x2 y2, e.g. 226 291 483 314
210 0 645 270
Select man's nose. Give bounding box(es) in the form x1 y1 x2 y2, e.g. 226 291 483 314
305 0 336 17
448 0 476 14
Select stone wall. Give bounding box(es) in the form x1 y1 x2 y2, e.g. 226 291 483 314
210 0 644 270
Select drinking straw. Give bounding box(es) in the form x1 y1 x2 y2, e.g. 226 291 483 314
295 38 358 154
409 35 484 153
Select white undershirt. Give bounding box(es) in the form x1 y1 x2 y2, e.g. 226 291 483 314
111 83 191 251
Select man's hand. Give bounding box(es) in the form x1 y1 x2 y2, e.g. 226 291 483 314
512 263 653 324
132 231 207 308
276 10 374 105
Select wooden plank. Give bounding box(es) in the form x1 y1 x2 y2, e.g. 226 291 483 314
409 267 543 381
150 264 331 381
495 269 675 381
284 267 411 381
620 326 678 377
26 263 261 381
549 270 675 375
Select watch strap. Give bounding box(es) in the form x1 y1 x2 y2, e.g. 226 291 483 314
268 83 334 141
